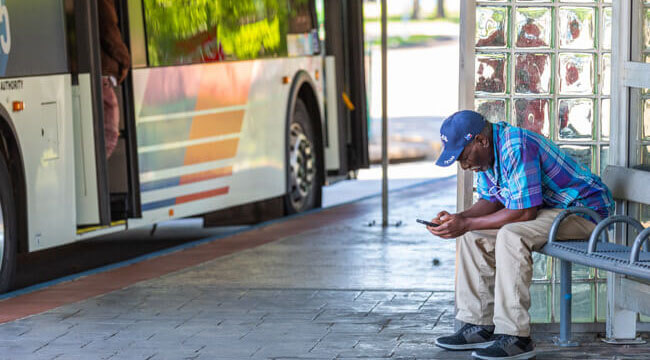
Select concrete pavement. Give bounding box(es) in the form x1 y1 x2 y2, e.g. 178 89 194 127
0 178 648 359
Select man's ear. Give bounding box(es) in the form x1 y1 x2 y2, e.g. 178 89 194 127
477 134 490 148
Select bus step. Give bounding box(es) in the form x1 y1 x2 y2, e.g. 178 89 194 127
110 192 129 221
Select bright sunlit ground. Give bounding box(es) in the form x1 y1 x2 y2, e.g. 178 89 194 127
322 161 457 208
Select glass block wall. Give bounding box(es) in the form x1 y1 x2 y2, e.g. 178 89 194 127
473 0 612 324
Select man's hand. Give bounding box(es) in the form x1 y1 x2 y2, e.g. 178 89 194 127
118 66 129 83
425 210 450 235
427 213 471 239
434 210 450 222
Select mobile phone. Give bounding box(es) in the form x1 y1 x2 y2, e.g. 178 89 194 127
416 219 439 227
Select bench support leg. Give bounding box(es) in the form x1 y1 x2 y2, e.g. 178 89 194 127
555 260 579 347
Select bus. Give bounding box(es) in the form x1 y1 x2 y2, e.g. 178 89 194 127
0 0 368 292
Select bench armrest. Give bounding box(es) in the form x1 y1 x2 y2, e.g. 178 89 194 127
588 215 644 254
631 227 650 263
548 207 604 244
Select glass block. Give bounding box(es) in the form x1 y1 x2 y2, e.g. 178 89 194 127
475 53 508 94
597 268 608 279
645 55 650 95
643 99 650 139
601 99 610 140
476 7 508 48
558 98 594 141
560 145 593 170
515 7 552 48
554 261 594 281
532 252 551 280
641 203 650 228
600 145 609 175
638 146 650 171
515 53 552 94
559 53 594 95
514 98 550 137
601 53 611 96
602 7 612 51
597 283 607 322
530 284 551 324
645 8 650 50
559 7 595 49
554 283 595 323
475 98 507 123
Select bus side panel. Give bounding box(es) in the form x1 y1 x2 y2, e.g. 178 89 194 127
1 75 77 251
128 57 323 228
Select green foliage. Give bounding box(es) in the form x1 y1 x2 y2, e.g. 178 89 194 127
220 16 282 59
144 0 303 66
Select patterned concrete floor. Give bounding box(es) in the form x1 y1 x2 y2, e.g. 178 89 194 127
0 177 648 359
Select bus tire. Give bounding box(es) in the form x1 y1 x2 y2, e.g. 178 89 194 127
284 98 322 214
0 154 16 292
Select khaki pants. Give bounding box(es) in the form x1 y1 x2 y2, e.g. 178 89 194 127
455 208 596 337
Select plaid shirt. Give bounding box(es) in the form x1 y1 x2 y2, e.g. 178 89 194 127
477 122 614 221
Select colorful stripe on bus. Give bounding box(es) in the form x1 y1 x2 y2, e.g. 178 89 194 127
134 62 254 211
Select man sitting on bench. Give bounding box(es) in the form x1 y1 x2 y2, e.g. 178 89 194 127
429 110 614 360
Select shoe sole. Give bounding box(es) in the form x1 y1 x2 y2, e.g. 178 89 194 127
470 350 536 360
434 339 495 351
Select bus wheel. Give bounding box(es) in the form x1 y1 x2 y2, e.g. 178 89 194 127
0 154 16 293
285 98 322 214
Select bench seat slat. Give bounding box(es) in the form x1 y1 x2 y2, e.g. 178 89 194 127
539 241 650 280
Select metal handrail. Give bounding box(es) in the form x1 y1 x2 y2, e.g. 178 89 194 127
588 215 644 254
631 227 650 263
548 207 603 244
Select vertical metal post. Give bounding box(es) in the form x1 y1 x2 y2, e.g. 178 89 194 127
381 0 388 227
607 0 640 343
455 0 476 332
557 260 578 347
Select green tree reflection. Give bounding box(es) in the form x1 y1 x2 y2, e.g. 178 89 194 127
143 0 314 66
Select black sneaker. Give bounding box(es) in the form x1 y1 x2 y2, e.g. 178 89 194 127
434 323 495 351
471 334 536 360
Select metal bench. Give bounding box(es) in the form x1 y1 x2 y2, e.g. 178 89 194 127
539 206 650 346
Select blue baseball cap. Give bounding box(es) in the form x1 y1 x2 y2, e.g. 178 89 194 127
435 110 487 167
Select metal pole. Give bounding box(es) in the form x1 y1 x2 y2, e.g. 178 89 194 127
558 259 578 346
381 0 388 227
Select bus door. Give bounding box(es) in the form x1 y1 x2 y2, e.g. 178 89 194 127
322 0 369 176
114 0 141 220
69 0 140 228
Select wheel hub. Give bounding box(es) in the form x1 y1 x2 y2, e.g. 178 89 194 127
288 122 315 211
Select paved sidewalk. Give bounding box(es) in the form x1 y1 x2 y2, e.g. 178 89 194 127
0 178 649 359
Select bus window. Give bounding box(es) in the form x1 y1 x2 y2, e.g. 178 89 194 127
288 0 312 34
143 0 300 66
286 0 319 57
314 0 325 44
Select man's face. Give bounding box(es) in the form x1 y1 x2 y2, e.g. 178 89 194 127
458 134 492 172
